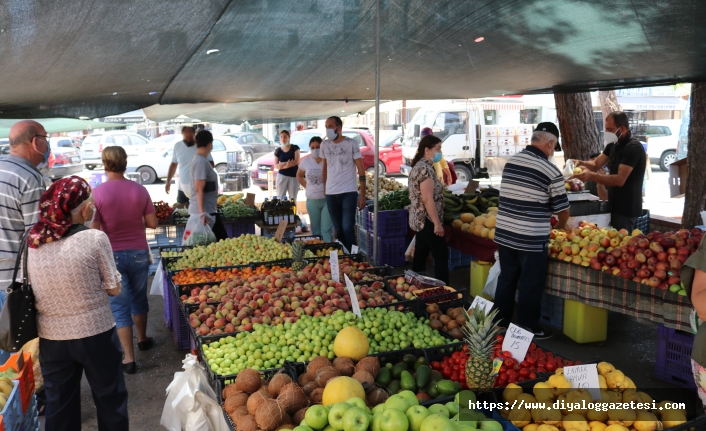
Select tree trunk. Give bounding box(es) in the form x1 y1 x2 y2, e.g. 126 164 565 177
554 92 602 162
598 90 622 120
681 82 706 229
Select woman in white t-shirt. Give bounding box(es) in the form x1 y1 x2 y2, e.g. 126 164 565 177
296 137 333 242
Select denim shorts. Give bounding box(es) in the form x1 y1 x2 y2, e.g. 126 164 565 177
111 249 150 328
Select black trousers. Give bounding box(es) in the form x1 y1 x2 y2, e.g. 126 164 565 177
611 213 638 232
493 244 549 332
39 328 129 431
412 219 450 285
211 213 228 241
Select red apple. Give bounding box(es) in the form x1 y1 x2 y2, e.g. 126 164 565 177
597 251 608 262
620 268 635 279
605 255 616 266
654 269 667 281
648 277 662 288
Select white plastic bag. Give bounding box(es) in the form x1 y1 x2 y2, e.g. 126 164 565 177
562 159 575 179
405 236 416 262
335 240 350 255
481 252 501 299
182 213 216 246
161 354 228 431
150 260 164 297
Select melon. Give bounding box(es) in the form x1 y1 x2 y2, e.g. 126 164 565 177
473 225 484 236
484 216 496 229
475 217 487 227
461 223 471 233
460 213 475 223
452 219 463 229
489 228 495 241
481 228 490 238
333 326 369 360
321 376 366 406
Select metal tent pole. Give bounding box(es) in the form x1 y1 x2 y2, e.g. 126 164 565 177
373 0 381 265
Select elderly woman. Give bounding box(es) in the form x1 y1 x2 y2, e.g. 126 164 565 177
408 135 449 284
27 176 128 431
190 130 228 240
274 129 301 201
92 146 158 374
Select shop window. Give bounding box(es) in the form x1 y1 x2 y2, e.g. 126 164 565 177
520 109 539 124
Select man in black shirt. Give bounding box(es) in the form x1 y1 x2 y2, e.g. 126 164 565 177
572 112 646 231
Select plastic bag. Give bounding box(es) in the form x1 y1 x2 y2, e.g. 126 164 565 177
562 159 575 179
405 236 416 262
20 338 43 393
481 252 501 299
182 213 216 246
161 354 228 431
150 260 164 297
404 270 445 289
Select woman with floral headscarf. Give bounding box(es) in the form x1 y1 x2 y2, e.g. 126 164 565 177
27 176 129 431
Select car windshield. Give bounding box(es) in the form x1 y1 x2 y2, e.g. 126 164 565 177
289 132 322 153
83 135 102 145
381 134 402 147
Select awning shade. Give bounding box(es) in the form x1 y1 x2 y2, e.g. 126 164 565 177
617 97 688 111
478 101 526 111
0 119 125 139
0 0 705 121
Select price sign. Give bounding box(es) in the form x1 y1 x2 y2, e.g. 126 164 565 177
501 323 534 362
245 193 256 207
274 220 288 243
344 274 362 318
563 364 601 401
330 250 340 283
351 245 359 254
469 296 494 315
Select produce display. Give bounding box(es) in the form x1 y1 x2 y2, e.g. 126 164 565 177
153 200 172 222
375 353 462 402
549 222 702 292
296 238 326 245
161 250 184 258
0 377 15 409
426 304 467 340
220 198 258 220
564 178 585 192
172 235 299 269
500 361 687 430
387 278 458 305
315 247 344 257
217 193 245 206
377 190 411 211
200 308 452 376
445 189 499 240
362 173 406 200
173 267 254 285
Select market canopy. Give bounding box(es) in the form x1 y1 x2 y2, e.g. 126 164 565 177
1 0 705 122
0 118 125 139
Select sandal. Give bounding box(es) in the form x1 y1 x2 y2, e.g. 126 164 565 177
122 362 137 374
138 337 154 351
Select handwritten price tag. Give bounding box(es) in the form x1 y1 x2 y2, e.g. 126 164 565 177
274 220 288 243
469 296 494 315
344 274 362 318
351 245 359 254
245 193 256 207
330 251 340 283
501 323 534 362
563 364 601 401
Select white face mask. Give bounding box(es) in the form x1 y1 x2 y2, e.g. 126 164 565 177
310 148 320 158
604 131 618 146
326 128 338 141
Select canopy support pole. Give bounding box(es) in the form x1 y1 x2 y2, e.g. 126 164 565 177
373 0 381 265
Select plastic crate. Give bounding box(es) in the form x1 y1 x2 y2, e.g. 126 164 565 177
636 209 650 233
0 381 22 431
21 396 38 431
170 286 192 350
539 292 565 331
222 221 256 238
355 226 368 255
366 207 408 237
368 234 407 267
434 246 474 272
260 226 296 241
654 324 696 389
288 235 323 244
356 208 368 229
146 226 182 247
251 259 293 270
0 353 34 414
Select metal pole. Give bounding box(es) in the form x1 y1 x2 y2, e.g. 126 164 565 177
373 0 381 265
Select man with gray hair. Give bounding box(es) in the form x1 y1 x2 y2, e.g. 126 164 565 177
491 122 570 339
0 120 48 295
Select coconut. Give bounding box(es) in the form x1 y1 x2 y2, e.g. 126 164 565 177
225 393 250 413
366 386 389 407
247 391 269 415
278 383 309 415
232 406 250 426
298 373 313 386
306 356 332 379
355 357 380 378
239 415 259 431
352 370 375 393
277 425 294 430
255 399 285 431
310 388 324 405
293 408 308 425
236 369 263 394
268 373 293 398
333 357 356 377
257 386 271 398
223 384 243 401
302 381 319 396
315 366 340 387
282 412 292 425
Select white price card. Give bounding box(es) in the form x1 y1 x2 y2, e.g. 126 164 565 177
351 245 359 254
501 323 534 362
469 296 494 315
563 364 601 401
330 250 340 283
344 274 362 318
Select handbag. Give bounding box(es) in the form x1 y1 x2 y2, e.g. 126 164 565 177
0 230 38 352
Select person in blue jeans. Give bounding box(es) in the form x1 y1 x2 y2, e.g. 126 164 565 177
297 137 333 242
320 116 366 251
92 146 159 374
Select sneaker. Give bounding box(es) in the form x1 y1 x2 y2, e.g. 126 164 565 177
532 328 553 340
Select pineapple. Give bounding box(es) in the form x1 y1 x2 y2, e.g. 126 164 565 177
461 305 503 392
290 241 306 272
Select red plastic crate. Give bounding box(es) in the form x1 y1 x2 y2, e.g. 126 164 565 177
0 352 34 414
654 324 696 389
366 207 408 237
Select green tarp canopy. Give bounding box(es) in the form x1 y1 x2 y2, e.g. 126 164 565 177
0 119 125 139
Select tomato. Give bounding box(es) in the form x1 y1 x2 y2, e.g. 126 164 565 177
529 342 537 351
518 376 527 382
442 367 452 378
503 358 515 368
431 361 442 370
526 357 536 365
507 370 518 380
574 360 582 365
518 368 530 377
537 360 546 368
537 366 546 373
503 351 513 359
500 366 507 373
508 375 519 384
462 345 469 353
567 361 574 366
545 362 557 372
529 372 538 379
520 361 530 369
496 335 504 342
547 352 554 358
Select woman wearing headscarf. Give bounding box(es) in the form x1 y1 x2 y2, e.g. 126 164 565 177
27 176 129 431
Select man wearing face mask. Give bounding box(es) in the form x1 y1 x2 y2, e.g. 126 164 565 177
571 112 646 231
165 126 214 207
320 116 366 252
0 120 48 318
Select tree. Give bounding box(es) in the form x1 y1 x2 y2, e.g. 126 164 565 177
554 92 602 161
598 90 622 120
681 82 706 229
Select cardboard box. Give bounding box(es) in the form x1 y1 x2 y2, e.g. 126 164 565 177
483 137 498 147
514 145 526 154
669 158 687 198
484 147 498 157
517 124 534 135
498 146 515 157
482 126 498 137
498 126 516 136
516 135 531 145
498 136 514 146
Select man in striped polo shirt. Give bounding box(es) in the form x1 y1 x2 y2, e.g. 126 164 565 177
492 122 570 339
0 120 48 298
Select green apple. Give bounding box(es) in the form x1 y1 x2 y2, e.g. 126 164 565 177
478 420 502 431
468 411 485 422
372 404 386 415
371 414 384 431
453 424 477 431
398 390 419 408
406 405 431 431
342 407 370 431
324 426 336 431
420 414 454 431
384 394 410 412
306 405 330 430
454 391 477 406
328 403 352 430
445 403 459 417
381 408 409 431
293 426 314 431
428 405 450 418
347 397 369 413
450 415 458 422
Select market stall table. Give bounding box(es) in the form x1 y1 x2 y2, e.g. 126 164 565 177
443 226 498 262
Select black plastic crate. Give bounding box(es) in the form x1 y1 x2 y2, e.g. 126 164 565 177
423 342 465 363
304 242 343 254
369 298 422 314
174 281 222 301
358 265 394 277
250 258 293 269
590 200 601 214
569 200 592 217
200 334 285 385
636 209 650 232
286 235 323 244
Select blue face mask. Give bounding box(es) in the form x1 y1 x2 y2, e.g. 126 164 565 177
36 138 51 168
432 152 443 163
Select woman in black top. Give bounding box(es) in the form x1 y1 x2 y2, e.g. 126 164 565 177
274 130 301 201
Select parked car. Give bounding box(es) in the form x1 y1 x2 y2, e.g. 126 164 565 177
125 135 247 184
49 136 82 149
80 131 150 170
249 129 402 190
0 139 9 156
223 132 277 166
644 120 682 171
141 134 183 155
44 139 83 180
